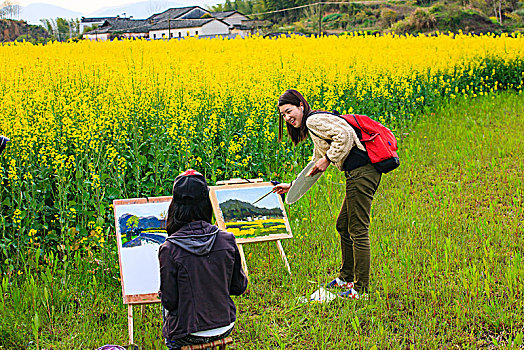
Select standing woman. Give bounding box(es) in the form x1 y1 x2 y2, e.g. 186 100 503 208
273 89 381 298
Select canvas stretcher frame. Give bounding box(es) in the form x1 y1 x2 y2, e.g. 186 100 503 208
209 180 293 275
113 196 171 345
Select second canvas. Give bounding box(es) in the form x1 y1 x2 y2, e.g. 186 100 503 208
210 183 293 243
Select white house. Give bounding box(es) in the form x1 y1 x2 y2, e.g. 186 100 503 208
212 11 262 37
83 6 251 40
148 6 211 23
211 10 249 26
149 18 230 39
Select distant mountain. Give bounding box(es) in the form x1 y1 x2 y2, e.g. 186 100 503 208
20 3 82 24
88 1 187 19
220 199 282 222
18 1 213 26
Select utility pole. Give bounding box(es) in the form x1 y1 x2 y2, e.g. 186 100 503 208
318 1 322 37
168 19 171 40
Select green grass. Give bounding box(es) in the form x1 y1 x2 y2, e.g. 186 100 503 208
1 92 523 349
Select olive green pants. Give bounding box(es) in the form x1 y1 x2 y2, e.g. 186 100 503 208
335 163 381 293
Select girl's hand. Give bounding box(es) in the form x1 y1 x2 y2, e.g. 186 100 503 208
273 183 291 194
308 157 330 176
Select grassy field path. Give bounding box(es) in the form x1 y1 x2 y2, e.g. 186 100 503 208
236 92 524 349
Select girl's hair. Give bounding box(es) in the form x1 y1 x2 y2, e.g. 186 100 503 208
166 172 213 235
165 198 213 234
278 89 311 146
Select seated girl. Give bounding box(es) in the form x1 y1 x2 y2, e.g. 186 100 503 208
158 170 248 350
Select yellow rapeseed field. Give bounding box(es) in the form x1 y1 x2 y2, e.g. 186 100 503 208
226 218 287 238
0 33 523 251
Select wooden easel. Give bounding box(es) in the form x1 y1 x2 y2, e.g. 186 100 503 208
213 178 292 276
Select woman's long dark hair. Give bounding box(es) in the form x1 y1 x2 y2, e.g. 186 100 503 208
166 197 213 235
278 89 312 146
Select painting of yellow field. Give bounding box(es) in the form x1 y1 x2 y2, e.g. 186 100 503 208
210 183 292 242
225 218 287 239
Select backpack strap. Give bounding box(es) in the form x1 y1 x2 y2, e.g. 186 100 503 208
307 110 364 141
306 111 338 144
308 128 332 144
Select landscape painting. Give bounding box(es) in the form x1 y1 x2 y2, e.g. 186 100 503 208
210 183 292 243
113 197 171 301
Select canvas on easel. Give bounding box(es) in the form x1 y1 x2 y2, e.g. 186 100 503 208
113 196 171 344
209 180 293 275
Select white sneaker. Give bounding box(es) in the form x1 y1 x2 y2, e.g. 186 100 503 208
326 277 354 290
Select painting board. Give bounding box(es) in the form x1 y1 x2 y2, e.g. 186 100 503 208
286 160 323 204
209 182 293 244
113 196 171 304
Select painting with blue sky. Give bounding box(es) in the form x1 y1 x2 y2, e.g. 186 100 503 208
114 199 170 297
213 185 289 239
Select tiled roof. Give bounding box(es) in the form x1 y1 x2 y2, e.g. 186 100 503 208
88 18 150 34
148 6 196 21
211 11 238 19
81 16 117 23
150 18 214 30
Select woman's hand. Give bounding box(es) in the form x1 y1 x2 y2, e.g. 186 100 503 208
273 183 291 194
308 156 330 176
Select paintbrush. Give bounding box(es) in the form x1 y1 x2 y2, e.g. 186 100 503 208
252 189 273 205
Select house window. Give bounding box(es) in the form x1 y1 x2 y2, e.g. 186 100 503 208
170 32 173 38
178 32 181 38
195 31 198 36
162 33 165 38
153 34 156 39
187 31 189 36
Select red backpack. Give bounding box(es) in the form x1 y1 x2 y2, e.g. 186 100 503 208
309 111 400 173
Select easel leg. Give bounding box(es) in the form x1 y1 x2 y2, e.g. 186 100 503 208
276 240 292 275
128 304 134 345
141 304 146 316
237 243 249 277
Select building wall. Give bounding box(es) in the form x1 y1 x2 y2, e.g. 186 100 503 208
83 33 110 41
231 28 252 38
222 13 248 26
149 27 202 39
149 20 229 39
200 20 229 36
80 21 104 34
123 33 148 39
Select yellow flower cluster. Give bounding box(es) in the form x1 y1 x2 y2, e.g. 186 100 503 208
0 33 522 248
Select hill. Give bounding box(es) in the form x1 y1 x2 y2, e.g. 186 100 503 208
89 1 185 19
220 199 282 222
118 213 165 234
213 0 523 34
0 19 49 42
20 3 82 25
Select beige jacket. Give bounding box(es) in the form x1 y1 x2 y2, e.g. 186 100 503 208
305 112 365 171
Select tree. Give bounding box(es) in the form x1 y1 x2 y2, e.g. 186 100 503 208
39 17 80 41
0 0 20 20
470 0 518 25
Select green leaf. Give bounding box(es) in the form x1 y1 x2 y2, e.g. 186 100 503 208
137 154 147 166
96 216 105 227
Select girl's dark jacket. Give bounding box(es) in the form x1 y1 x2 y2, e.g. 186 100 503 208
158 220 248 341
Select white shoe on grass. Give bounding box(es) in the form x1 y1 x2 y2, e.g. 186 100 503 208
326 277 354 290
